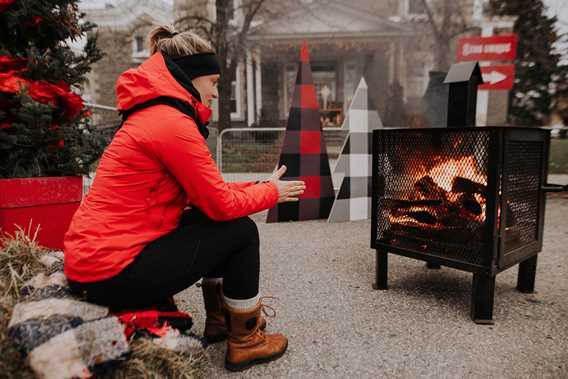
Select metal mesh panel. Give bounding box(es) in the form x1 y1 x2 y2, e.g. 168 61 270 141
375 129 491 265
503 141 542 252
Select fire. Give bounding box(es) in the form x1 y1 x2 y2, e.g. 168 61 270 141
429 156 486 192
386 155 488 231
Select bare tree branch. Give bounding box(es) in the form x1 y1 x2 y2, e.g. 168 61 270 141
421 0 441 41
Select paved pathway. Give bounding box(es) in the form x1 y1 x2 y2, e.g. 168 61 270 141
177 197 568 379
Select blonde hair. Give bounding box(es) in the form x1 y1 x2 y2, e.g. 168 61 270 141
148 25 214 58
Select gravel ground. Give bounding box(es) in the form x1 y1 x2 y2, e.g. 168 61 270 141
176 195 568 379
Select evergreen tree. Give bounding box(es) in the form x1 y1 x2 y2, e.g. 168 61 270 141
488 0 561 126
0 0 103 178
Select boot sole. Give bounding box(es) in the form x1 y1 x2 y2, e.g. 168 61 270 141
225 341 288 372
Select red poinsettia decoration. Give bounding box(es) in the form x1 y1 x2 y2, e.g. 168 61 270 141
0 56 27 73
0 67 84 122
26 80 84 120
0 72 29 93
0 0 15 13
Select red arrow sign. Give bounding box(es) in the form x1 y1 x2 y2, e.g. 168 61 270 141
479 64 515 90
456 34 518 62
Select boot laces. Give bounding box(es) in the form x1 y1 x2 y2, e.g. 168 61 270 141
259 296 277 318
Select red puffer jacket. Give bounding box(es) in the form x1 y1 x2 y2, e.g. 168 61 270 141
64 53 278 282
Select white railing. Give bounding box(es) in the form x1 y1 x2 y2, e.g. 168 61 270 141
217 127 347 183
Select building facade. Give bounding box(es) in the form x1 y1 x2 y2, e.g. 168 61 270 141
82 0 480 128
80 0 173 125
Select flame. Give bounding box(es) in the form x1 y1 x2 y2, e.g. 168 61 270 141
387 154 489 229
429 156 486 192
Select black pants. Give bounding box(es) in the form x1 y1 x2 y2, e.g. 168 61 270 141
69 210 260 309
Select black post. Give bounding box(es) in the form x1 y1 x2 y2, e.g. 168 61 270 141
373 248 388 290
422 71 449 128
517 255 538 293
471 272 496 324
443 62 483 127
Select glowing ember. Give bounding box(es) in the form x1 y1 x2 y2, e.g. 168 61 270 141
429 156 486 192
387 155 488 229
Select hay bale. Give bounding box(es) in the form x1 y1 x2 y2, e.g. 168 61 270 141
100 338 209 379
1 232 209 378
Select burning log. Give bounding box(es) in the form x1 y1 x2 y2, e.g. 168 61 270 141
389 223 478 243
414 176 447 200
459 193 482 215
382 199 442 209
439 212 471 228
406 211 438 225
452 177 486 195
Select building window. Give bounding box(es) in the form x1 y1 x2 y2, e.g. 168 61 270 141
230 64 243 120
135 36 144 53
132 35 149 63
227 0 235 21
313 62 342 127
408 0 426 15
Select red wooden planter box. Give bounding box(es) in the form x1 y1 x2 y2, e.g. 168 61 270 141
0 176 83 250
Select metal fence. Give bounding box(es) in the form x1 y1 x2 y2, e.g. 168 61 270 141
217 127 348 183
82 103 121 195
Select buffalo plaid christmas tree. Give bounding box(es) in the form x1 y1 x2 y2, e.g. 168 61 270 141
267 42 334 222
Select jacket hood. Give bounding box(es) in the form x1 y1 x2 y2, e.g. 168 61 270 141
115 53 212 125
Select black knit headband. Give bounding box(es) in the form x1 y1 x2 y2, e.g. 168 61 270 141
172 52 220 80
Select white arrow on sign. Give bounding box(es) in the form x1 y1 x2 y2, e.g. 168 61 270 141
482 70 507 85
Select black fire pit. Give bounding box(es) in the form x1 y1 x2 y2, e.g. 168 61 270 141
370 126 566 323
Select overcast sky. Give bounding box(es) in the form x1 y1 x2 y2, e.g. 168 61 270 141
80 0 568 31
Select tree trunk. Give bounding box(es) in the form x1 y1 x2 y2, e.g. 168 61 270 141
434 40 451 72
215 0 234 133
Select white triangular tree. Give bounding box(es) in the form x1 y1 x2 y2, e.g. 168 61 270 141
328 78 383 222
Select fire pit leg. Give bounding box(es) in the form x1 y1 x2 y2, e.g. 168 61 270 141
373 249 388 290
517 255 538 293
471 273 495 324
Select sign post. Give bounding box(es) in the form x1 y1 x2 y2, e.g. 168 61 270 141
456 35 518 62
479 64 515 90
457 28 518 126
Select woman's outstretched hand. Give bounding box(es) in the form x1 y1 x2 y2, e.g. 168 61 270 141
268 165 306 203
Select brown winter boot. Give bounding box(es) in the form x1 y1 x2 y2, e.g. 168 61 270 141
224 301 288 371
201 281 265 343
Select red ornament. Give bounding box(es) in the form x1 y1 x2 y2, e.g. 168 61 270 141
0 0 15 13
57 139 65 149
0 73 84 122
0 56 27 73
27 80 84 120
32 16 42 26
53 81 84 120
62 93 84 120
0 72 29 94
0 121 11 129
28 80 59 107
